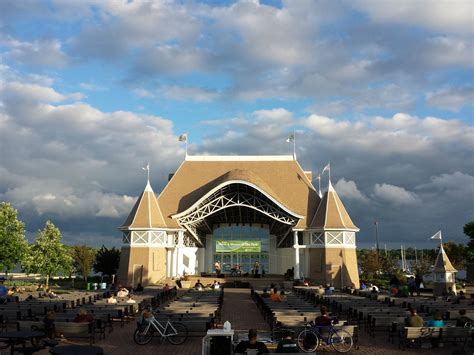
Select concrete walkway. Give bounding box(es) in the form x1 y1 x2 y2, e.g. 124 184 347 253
220 288 270 332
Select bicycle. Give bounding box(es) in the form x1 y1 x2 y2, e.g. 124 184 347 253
297 320 353 353
133 309 188 345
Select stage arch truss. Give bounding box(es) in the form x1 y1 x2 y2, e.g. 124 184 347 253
173 182 302 246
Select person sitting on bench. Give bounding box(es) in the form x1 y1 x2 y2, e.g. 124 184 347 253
315 306 332 327
405 307 424 327
456 309 472 327
194 279 204 290
270 287 280 302
234 329 269 354
74 308 95 323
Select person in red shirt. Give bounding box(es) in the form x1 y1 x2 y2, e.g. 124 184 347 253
315 306 332 327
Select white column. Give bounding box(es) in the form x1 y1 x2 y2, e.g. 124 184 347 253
293 230 300 280
177 230 184 276
166 249 172 278
172 247 178 278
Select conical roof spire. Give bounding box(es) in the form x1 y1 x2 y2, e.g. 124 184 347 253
433 244 457 273
120 180 167 230
310 180 358 230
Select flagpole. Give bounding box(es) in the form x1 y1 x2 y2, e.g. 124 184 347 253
293 131 296 160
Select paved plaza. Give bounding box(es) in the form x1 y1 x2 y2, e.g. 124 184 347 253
31 288 469 354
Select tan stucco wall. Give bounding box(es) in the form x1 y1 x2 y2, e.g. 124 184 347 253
308 247 359 288
117 246 167 287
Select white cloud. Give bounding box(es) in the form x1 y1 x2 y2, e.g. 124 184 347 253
2 37 68 67
416 171 474 196
0 71 184 234
426 86 474 112
373 183 420 206
354 0 472 34
159 85 219 102
334 178 369 203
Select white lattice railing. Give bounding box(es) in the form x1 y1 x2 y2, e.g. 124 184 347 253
309 231 356 248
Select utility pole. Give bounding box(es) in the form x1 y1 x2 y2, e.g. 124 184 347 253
374 221 380 253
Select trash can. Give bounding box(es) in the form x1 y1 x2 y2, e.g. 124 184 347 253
86 283 91 290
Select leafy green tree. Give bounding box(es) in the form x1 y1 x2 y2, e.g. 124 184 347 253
442 240 467 269
71 245 96 281
359 249 380 277
0 202 29 274
23 220 73 287
464 221 474 262
93 246 120 277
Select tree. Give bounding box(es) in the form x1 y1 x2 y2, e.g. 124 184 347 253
23 220 73 287
359 249 380 277
442 240 467 269
71 245 96 281
0 202 28 274
464 221 474 262
93 246 120 277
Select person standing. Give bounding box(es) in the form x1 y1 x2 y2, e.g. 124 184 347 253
254 261 260 278
0 277 8 304
215 260 221 277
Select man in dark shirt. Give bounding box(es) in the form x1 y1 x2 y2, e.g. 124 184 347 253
276 330 298 353
405 307 424 327
234 329 269 354
456 309 472 327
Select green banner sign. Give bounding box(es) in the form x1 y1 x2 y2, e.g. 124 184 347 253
216 240 261 253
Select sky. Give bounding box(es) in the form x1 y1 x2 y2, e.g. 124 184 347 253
0 0 473 249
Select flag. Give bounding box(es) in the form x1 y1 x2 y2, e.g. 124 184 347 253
142 162 149 171
322 163 330 173
286 134 295 143
430 230 442 240
178 133 188 142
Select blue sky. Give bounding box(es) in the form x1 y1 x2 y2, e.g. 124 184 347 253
0 0 473 249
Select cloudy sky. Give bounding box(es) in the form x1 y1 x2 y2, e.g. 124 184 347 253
0 0 472 249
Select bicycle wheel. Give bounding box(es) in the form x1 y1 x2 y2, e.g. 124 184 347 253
330 329 353 353
134 326 154 345
167 322 188 345
297 328 319 353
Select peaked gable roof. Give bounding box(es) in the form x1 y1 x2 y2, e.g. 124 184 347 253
433 245 457 273
120 181 167 230
309 181 358 230
156 155 320 229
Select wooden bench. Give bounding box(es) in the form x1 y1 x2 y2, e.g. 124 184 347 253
398 327 441 350
55 322 95 345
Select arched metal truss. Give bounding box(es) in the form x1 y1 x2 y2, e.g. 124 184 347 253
173 183 301 245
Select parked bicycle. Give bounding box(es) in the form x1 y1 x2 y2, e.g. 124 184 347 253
297 320 353 353
133 308 188 345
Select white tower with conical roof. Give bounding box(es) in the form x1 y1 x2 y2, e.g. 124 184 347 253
432 243 457 297
306 180 360 288
117 174 171 287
